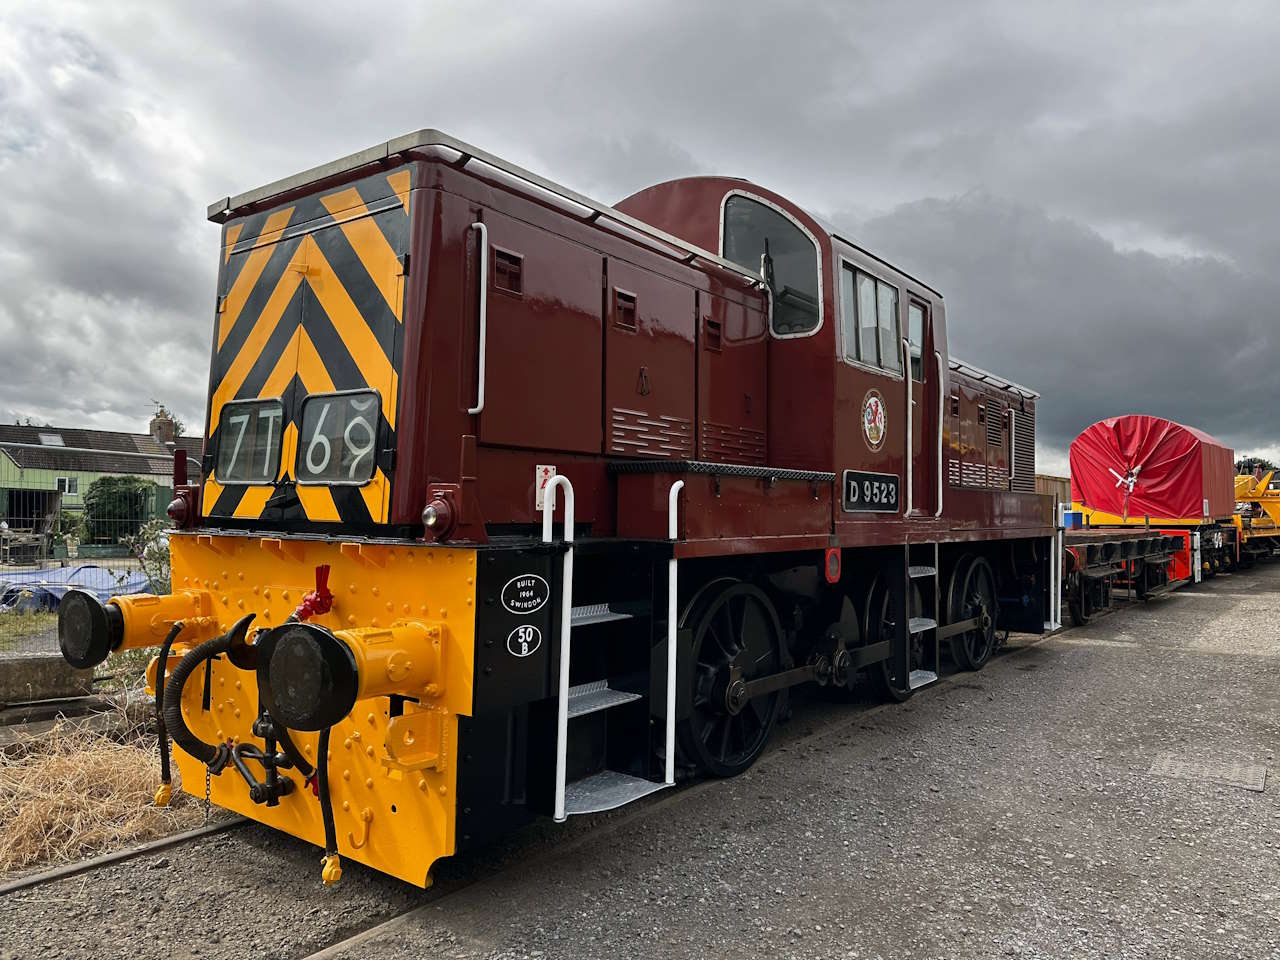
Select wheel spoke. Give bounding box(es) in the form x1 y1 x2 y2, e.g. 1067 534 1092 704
715 603 737 657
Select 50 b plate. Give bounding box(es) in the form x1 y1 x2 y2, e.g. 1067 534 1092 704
842 470 900 513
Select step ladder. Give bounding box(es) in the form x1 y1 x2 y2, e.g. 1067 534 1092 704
899 543 941 691
543 476 684 821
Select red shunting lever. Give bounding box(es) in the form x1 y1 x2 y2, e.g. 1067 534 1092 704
294 564 334 622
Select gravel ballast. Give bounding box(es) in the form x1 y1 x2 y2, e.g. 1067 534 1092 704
3 565 1278 959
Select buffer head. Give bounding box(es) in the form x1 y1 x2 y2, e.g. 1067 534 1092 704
58 589 123 669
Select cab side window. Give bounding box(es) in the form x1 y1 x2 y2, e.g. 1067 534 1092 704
723 195 820 336
840 263 900 373
908 302 926 381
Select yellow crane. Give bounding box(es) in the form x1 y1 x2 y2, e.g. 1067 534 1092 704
1233 471 1280 559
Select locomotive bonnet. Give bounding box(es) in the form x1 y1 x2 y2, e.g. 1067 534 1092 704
59 130 1055 886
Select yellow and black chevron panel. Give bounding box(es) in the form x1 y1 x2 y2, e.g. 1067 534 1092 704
202 166 413 528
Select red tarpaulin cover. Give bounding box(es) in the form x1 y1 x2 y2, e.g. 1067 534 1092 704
1069 415 1235 521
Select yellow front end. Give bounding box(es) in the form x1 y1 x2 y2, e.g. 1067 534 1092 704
141 532 476 888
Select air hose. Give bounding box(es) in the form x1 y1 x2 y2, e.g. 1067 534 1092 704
275 723 314 778
152 622 184 806
162 614 255 774
317 727 341 884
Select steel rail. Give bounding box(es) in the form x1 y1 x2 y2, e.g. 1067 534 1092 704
0 817 246 898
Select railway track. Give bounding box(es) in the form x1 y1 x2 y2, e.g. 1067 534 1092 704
0 817 247 897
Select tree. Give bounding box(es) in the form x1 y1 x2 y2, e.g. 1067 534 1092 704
81 476 154 544
1236 457 1277 474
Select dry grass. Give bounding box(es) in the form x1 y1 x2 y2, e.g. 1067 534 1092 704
0 712 206 876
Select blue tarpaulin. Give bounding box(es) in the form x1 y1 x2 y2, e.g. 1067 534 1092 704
0 565 153 612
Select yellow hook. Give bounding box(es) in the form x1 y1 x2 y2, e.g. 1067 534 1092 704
347 806 374 849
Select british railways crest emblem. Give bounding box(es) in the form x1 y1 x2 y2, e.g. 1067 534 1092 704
862 390 887 451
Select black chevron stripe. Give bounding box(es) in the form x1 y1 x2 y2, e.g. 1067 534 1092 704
312 220 399 357
206 481 249 518
229 283 305 402
216 232 304 366
331 486 375 527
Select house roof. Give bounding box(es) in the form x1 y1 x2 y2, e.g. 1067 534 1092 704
0 424 203 478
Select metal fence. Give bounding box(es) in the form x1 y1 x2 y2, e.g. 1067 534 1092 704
0 484 168 657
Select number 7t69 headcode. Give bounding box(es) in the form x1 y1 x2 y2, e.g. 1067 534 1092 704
57 129 1065 888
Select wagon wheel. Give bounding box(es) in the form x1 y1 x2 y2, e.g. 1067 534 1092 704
1067 572 1091 626
863 574 924 703
676 579 784 777
947 556 998 671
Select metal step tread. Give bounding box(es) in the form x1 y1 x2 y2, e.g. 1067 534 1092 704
908 616 937 634
909 669 939 690
908 565 937 579
567 680 643 718
564 769 669 816
571 603 636 627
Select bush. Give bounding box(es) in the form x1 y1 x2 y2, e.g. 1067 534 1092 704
80 476 154 544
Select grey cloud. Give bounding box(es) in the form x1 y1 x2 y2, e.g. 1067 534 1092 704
0 0 1276 463
851 192 1278 455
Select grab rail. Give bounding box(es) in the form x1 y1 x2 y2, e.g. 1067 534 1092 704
903 338 913 516
467 222 488 415
664 480 684 786
541 474 575 821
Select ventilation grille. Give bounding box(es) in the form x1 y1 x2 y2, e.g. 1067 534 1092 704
701 420 766 464
986 404 1005 446
610 408 693 458
1011 408 1036 493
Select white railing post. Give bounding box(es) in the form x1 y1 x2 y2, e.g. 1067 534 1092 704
542 474 574 821
903 339 913 516
665 480 684 786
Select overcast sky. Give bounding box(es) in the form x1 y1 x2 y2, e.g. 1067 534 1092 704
2 0 1277 473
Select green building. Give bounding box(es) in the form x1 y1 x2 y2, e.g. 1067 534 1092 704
0 413 203 560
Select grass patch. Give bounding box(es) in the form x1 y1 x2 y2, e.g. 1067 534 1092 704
0 610 58 650
0 713 206 876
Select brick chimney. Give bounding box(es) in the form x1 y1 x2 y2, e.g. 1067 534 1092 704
150 410 176 443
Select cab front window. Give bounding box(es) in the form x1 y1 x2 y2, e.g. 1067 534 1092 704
722 194 820 336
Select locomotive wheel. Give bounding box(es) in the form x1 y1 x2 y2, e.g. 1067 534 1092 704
947 556 998 671
863 575 924 703
676 579 784 777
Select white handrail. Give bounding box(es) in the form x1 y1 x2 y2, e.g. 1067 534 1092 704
542 474 574 822
935 349 944 518
467 222 488 415
665 480 684 786
903 338 913 516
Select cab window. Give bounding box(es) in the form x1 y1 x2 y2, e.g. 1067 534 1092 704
722 195 820 336
840 263 900 373
908 302 926 380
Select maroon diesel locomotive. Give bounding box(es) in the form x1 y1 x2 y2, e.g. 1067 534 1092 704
59 130 1056 885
